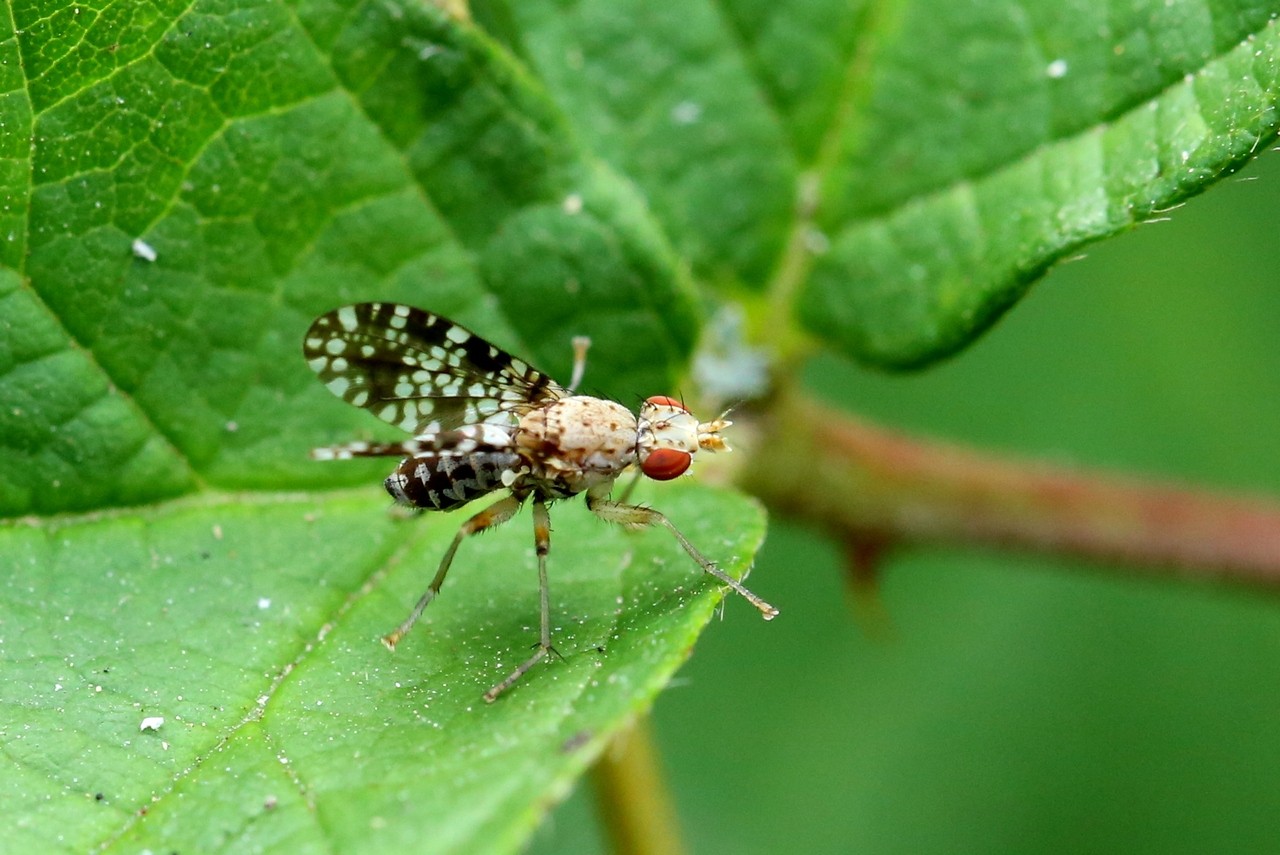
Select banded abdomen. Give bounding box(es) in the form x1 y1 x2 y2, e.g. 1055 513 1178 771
385 452 522 511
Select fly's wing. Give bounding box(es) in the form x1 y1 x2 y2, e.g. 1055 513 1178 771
309 425 516 461
303 303 566 438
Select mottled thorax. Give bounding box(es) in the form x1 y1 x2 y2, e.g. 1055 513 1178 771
515 396 638 493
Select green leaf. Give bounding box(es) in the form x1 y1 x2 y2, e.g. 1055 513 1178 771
2 485 765 853
2 1 766 852
501 0 1280 366
7 0 702 518
805 0 1280 366
500 0 802 286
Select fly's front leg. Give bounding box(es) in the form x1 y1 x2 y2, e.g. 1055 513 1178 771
566 336 591 392
585 491 779 620
614 468 643 504
484 497 555 702
382 494 523 649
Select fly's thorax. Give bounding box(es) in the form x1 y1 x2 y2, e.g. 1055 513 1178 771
636 396 731 481
516 396 639 491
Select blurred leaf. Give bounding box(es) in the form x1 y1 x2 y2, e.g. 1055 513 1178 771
502 0 1280 366
1 2 766 852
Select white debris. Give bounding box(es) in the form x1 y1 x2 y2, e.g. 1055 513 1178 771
131 238 157 262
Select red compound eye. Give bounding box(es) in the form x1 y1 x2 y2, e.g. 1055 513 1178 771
645 395 687 412
642 448 692 481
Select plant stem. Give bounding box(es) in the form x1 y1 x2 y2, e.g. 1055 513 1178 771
739 390 1280 585
590 717 687 855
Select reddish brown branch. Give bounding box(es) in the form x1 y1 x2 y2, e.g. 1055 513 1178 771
738 391 1280 586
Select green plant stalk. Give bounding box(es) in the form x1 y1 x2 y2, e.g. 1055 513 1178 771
740 390 1280 585
590 717 687 855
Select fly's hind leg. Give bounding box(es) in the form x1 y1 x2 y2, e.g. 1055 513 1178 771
586 490 779 620
382 494 523 649
484 497 555 702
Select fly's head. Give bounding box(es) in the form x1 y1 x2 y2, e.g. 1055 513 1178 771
635 395 731 481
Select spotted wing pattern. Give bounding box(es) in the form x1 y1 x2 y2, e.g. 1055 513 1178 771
303 303 566 435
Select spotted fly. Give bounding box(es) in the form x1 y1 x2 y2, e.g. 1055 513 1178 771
303 302 777 701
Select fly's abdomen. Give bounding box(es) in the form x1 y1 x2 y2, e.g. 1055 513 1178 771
385 452 521 511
